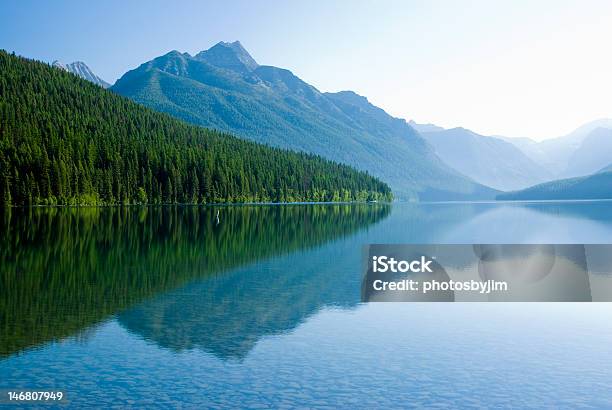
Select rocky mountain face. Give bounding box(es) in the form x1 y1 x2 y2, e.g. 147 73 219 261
52 60 110 88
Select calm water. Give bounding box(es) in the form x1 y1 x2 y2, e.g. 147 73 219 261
1 202 612 408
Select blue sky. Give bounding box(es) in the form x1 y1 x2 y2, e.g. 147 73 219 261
1 0 611 140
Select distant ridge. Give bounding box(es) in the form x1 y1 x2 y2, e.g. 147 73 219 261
52 60 110 88
502 119 612 177
420 127 552 191
416 118 612 191
563 127 612 177
598 163 612 173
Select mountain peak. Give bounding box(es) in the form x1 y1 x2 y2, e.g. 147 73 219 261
52 60 66 69
164 50 189 58
195 40 259 73
52 60 110 88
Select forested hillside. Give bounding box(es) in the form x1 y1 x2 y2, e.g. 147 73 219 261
497 171 612 201
0 51 392 206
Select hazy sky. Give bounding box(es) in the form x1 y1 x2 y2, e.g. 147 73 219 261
1 0 611 140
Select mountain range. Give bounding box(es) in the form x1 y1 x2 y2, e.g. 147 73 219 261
500 119 612 177
109 41 496 201
412 119 612 195
418 127 552 191
52 60 110 88
53 42 611 201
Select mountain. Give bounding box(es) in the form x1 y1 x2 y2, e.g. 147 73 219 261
502 119 612 176
497 171 612 201
420 127 552 191
540 119 612 176
52 60 110 88
111 41 497 201
563 127 612 177
598 163 612 173
554 118 612 145
0 50 391 207
497 136 556 172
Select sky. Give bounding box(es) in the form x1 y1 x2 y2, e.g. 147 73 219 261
1 0 611 141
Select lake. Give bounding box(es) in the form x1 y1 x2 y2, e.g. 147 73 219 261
1 202 612 408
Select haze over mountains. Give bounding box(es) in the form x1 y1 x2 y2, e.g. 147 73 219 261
110 41 496 201
565 127 612 177
418 127 552 191
413 118 612 194
499 119 612 177
52 60 110 88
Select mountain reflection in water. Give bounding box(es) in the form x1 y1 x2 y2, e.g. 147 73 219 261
0 204 390 357
3 201 612 361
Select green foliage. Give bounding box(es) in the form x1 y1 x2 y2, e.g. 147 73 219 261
0 51 392 207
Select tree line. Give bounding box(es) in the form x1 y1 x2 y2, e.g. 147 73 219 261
0 50 393 207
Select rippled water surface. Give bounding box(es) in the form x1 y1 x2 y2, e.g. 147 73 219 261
1 202 612 408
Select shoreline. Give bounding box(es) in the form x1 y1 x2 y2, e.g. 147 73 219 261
0 200 390 210
4 198 612 210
